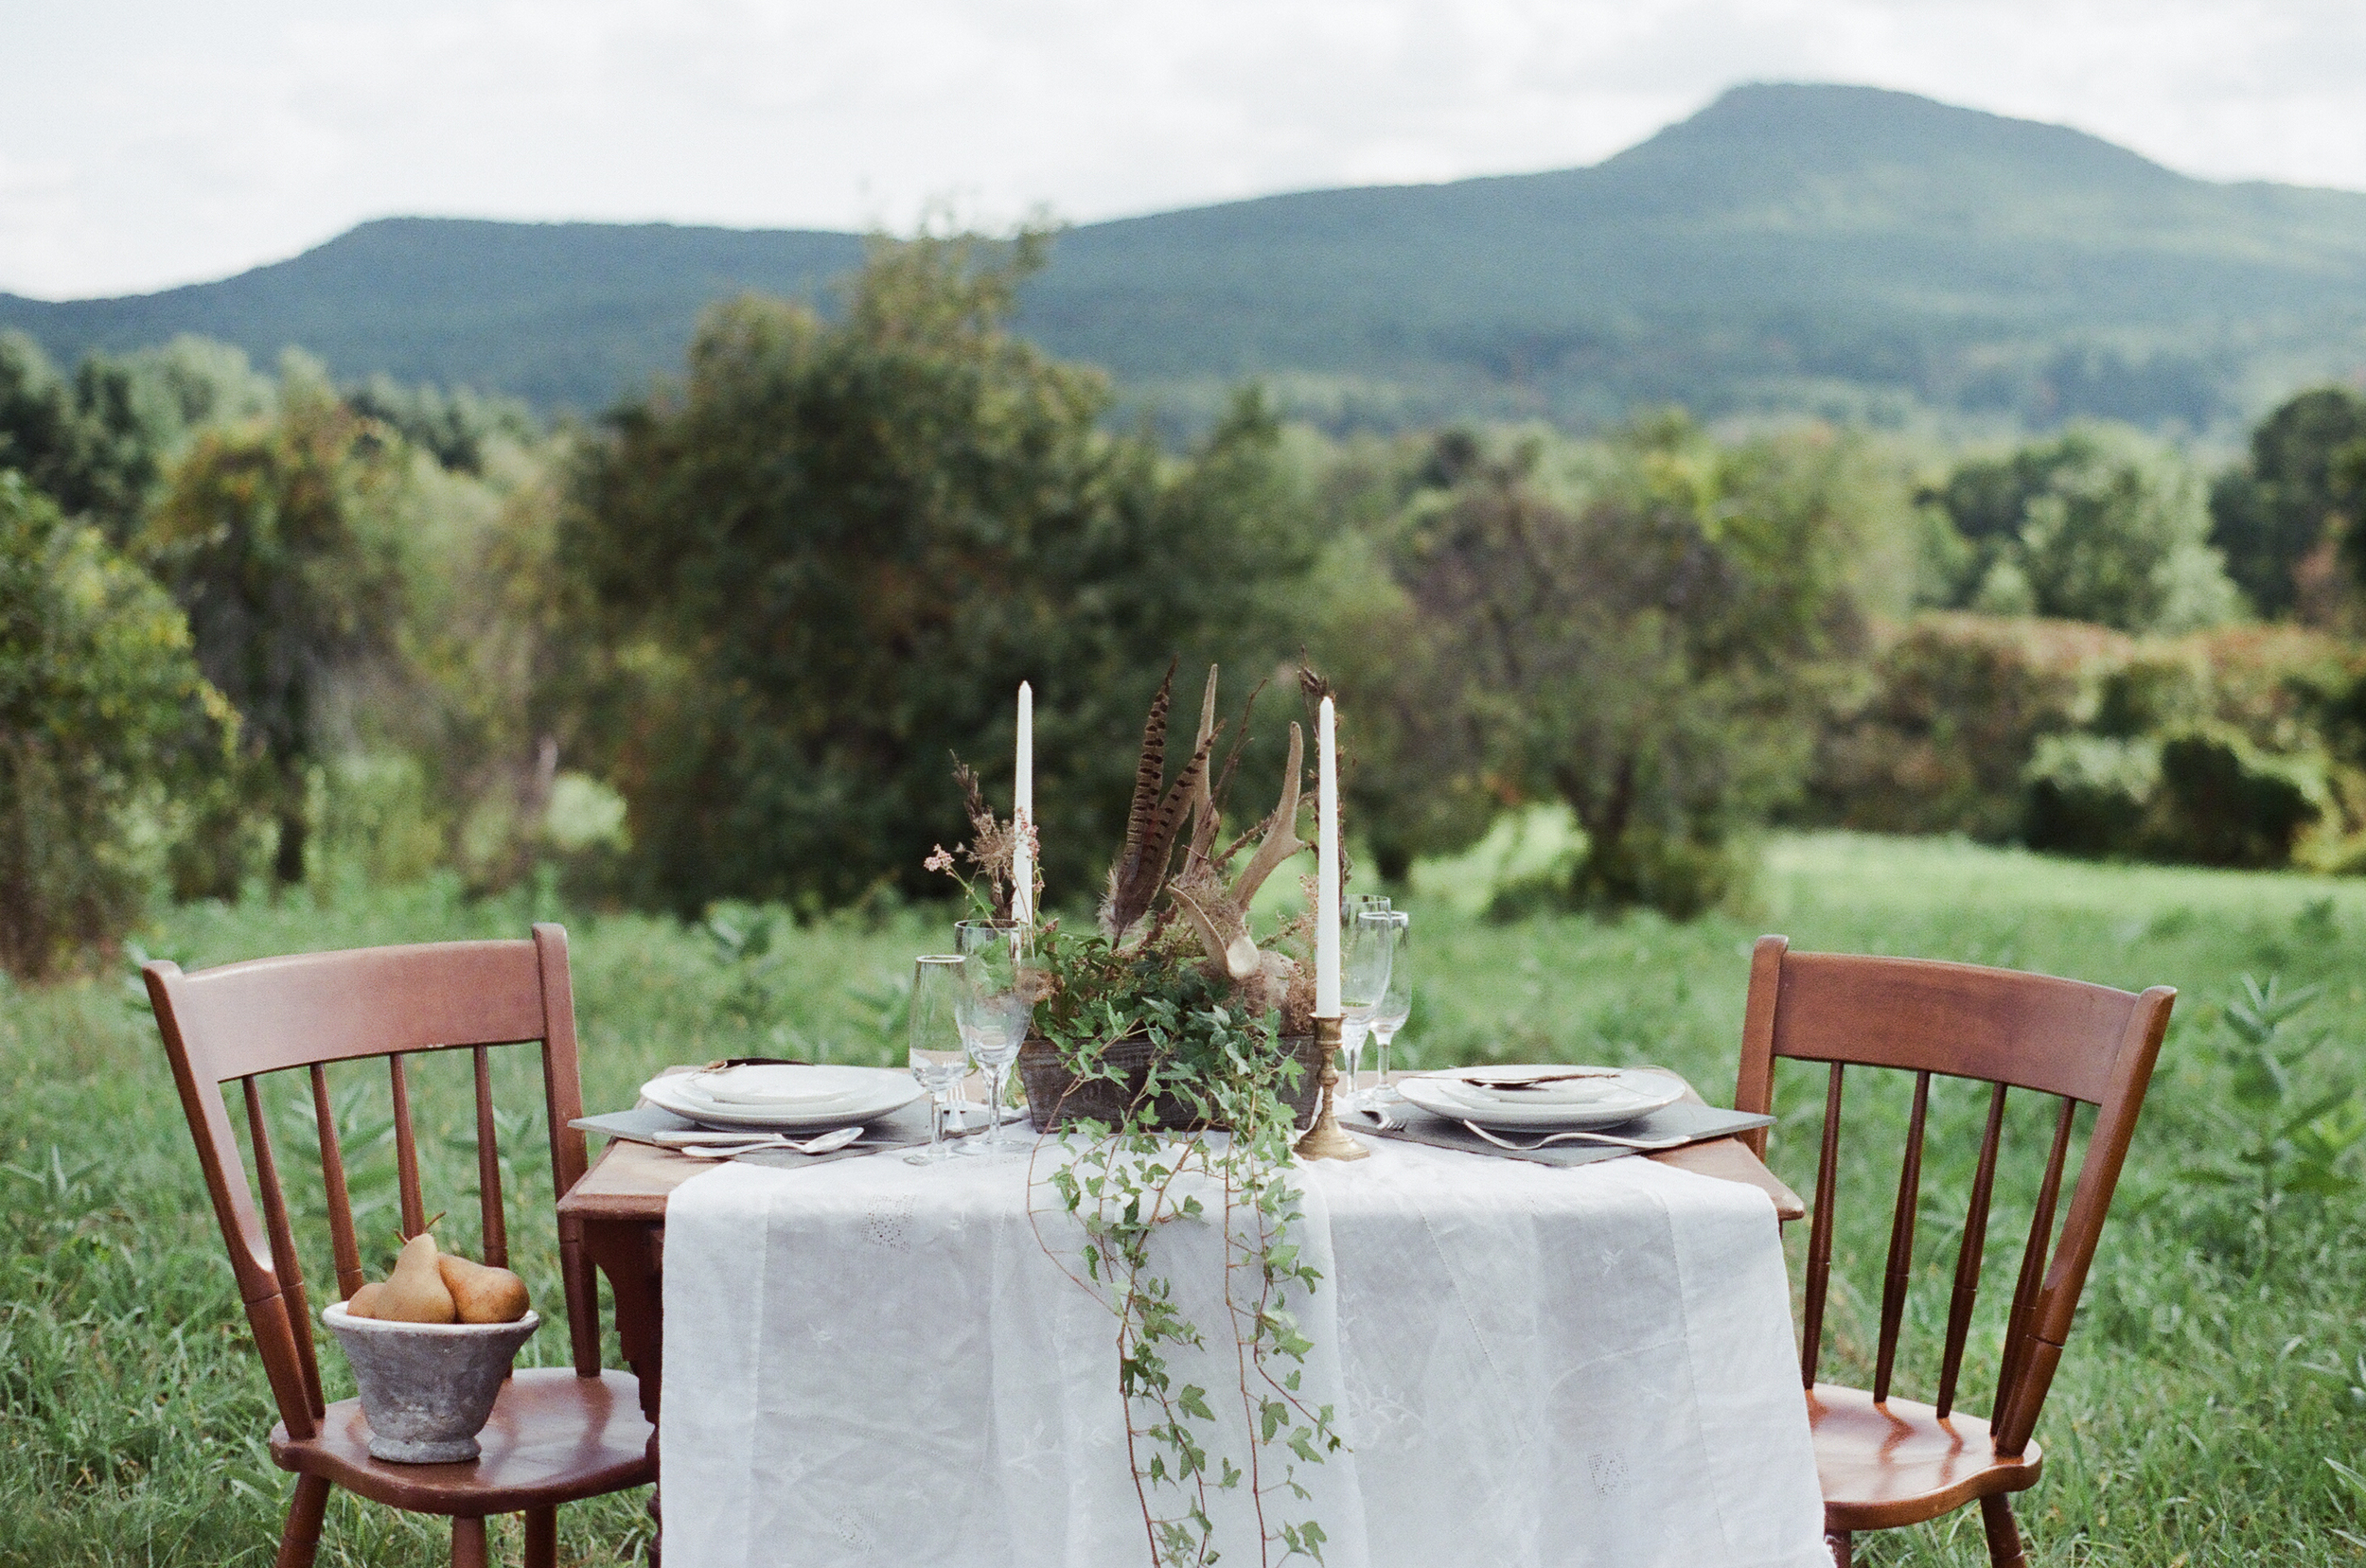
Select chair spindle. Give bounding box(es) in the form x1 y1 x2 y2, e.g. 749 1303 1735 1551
309 1065 365 1299
1872 1070 1931 1405
1994 1097 2077 1425
1801 1062 1846 1388
389 1053 426 1239
243 1076 326 1418
474 1047 509 1270
1936 1082 2008 1419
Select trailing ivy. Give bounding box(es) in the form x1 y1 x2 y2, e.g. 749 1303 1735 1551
1025 919 1339 1567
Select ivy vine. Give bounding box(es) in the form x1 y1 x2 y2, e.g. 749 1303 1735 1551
1025 921 1342 1567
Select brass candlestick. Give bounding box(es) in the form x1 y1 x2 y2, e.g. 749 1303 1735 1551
1293 1014 1369 1162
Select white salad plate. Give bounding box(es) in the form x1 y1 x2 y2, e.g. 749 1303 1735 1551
1397 1066 1686 1131
641 1066 925 1130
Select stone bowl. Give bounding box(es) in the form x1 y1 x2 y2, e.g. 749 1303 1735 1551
322 1302 540 1463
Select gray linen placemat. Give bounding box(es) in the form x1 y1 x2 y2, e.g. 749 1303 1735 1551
1342 1099 1774 1170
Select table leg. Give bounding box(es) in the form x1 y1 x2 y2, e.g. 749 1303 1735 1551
585 1220 665 1565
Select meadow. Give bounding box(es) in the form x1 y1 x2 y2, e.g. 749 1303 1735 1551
2 830 2363 1564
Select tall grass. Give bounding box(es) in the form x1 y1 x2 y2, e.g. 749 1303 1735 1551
2 834 2361 1563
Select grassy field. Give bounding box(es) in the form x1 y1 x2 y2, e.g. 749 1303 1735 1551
3 831 2363 1564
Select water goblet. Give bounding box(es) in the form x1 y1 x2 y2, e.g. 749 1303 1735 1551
955 918 1032 1153
906 956 972 1164
1360 910 1411 1106
1339 907 1395 1103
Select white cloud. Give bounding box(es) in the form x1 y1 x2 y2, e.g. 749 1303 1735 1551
2 0 2360 298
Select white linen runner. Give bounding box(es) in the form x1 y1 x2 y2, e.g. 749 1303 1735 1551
660 1138 1827 1568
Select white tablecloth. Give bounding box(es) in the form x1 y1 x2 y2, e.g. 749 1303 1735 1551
661 1136 1827 1568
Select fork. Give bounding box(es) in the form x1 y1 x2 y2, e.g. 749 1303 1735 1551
680 1126 868 1158
1457 1119 1679 1153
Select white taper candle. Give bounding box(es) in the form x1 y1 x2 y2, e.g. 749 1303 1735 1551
1315 696 1340 1018
1013 682 1034 926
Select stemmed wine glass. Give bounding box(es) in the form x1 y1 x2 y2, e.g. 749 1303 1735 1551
1359 910 1411 1106
955 919 1032 1154
906 956 971 1164
1339 907 1395 1104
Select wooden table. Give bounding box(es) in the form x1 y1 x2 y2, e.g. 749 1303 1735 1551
557 1070 1802 1559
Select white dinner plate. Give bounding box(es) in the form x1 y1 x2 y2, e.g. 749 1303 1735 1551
1397 1066 1686 1131
682 1065 881 1108
641 1067 925 1130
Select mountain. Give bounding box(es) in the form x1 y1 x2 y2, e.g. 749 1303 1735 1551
0 221 863 412
9 83 2366 433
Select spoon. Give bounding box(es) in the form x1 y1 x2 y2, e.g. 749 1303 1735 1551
680 1126 867 1158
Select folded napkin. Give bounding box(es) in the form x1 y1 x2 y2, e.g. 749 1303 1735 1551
571 1104 927 1168
1346 1099 1774 1170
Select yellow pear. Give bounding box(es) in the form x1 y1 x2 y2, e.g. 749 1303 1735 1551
438 1255 531 1325
377 1233 458 1324
344 1281 386 1319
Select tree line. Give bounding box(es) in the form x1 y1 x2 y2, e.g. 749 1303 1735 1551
5 231 2366 977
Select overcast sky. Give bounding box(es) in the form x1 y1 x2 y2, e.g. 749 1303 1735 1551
4 0 2361 300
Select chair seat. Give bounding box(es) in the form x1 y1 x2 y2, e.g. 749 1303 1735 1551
1810 1383 2042 1531
272 1369 653 1515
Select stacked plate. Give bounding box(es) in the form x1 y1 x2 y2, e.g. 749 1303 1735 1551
639 1065 924 1131
1395 1066 1686 1132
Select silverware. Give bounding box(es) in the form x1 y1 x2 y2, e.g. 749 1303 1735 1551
653 1128 793 1147
1457 1119 1677 1153
680 1126 868 1158
1452 1068 1621 1089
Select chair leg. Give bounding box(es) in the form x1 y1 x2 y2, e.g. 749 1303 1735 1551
1826 1529 1852 1567
274 1474 330 1568
525 1506 557 1568
451 1515 489 1568
1981 1495 2029 1568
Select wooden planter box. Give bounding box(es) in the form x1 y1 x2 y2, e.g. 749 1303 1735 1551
1018 1033 1328 1133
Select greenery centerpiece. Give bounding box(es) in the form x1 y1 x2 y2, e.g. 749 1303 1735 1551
932 661 1343 1568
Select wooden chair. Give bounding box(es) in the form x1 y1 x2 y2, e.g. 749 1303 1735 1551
1734 936 2173 1568
144 925 653 1568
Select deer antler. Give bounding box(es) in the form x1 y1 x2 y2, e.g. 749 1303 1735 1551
1103 664 1313 990
1227 719 1305 909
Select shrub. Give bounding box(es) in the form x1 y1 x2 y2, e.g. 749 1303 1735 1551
0 475 231 977
1813 611 2362 870
2139 731 2323 869
1810 613 2123 839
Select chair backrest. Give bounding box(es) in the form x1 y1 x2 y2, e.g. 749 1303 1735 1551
143 924 600 1443
1733 935 2173 1456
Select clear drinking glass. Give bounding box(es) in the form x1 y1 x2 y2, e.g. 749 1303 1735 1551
1339 907 1395 1103
907 956 972 1164
1362 910 1411 1105
955 919 1032 1153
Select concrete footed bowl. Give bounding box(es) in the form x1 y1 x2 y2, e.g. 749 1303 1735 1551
322 1302 540 1463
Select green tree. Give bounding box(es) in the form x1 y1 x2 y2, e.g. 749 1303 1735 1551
0 332 272 544
561 233 1322 913
1396 416 1866 916
140 373 413 887
0 474 233 977
1937 426 2240 632
2209 386 2366 620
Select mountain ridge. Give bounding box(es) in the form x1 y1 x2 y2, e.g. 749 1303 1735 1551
8 82 2365 432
